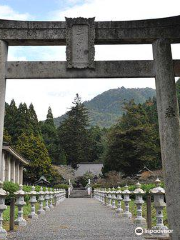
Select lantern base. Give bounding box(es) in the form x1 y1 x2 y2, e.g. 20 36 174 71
15 218 27 226
116 208 123 214
151 225 169 237
37 209 45 215
122 212 132 219
44 206 50 211
0 228 7 239
134 217 146 227
28 213 38 219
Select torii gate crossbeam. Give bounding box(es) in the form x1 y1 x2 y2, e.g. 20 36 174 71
0 16 180 240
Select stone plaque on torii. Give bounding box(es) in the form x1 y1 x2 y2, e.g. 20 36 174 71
0 15 180 239
66 17 95 69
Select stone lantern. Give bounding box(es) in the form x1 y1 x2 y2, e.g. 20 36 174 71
149 178 169 237
0 181 8 239
14 184 27 226
111 187 117 209
98 188 101 202
103 188 107 205
28 186 38 219
100 188 103 204
122 185 132 218
134 182 146 226
116 186 123 214
87 179 91 196
44 187 50 211
37 187 45 215
49 188 54 209
107 188 112 207
97 188 100 202
53 189 58 206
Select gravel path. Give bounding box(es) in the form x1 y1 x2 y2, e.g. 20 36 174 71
7 198 145 240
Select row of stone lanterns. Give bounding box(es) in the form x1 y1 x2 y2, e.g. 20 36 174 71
94 178 168 237
0 182 66 239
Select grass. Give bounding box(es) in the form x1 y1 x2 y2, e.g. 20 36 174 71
128 200 168 227
3 198 168 232
106 198 168 227
3 202 40 231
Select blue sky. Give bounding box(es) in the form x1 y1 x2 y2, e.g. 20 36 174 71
0 0 80 20
1 0 180 120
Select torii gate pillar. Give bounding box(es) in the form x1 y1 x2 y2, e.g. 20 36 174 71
0 40 8 181
153 39 180 239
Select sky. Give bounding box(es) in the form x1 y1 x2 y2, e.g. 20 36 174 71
1 0 180 120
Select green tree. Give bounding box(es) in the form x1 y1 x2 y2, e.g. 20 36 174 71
3 129 12 144
4 100 18 143
88 126 104 162
58 94 91 168
103 100 161 175
41 107 65 164
16 133 52 183
29 103 41 136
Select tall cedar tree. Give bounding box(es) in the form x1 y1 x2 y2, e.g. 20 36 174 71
103 100 161 175
58 94 91 168
4 100 60 183
4 100 18 143
29 103 41 136
88 126 105 162
41 107 66 164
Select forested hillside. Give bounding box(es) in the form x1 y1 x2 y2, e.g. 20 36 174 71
4 80 180 180
54 87 156 128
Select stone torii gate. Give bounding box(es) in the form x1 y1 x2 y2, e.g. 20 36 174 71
0 16 180 239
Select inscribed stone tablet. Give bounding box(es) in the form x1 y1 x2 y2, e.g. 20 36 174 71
66 17 95 69
72 25 89 68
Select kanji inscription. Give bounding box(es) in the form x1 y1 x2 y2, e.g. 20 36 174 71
66 17 95 69
72 25 89 68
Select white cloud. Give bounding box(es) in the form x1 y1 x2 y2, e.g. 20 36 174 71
5 1 180 120
6 78 156 120
52 0 180 21
0 5 32 20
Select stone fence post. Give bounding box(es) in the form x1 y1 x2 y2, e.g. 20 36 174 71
28 186 38 219
49 188 54 209
122 185 132 219
37 187 45 215
14 185 27 226
44 188 50 211
133 182 146 227
0 181 8 239
150 178 169 238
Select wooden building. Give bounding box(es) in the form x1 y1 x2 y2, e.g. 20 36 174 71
0 144 28 184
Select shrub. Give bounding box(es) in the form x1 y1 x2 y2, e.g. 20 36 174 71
3 181 19 205
53 184 69 190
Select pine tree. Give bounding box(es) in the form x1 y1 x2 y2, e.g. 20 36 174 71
15 103 31 142
58 94 91 168
45 107 55 126
88 126 104 162
4 100 18 143
3 129 12 144
29 103 41 136
41 107 63 164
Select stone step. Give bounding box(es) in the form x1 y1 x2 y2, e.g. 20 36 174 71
69 189 90 198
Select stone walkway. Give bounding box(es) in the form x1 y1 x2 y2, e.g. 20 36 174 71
7 198 144 240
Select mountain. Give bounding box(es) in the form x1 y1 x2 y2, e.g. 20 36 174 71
54 87 156 128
